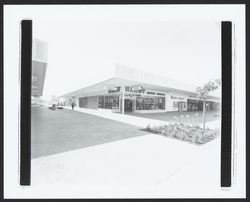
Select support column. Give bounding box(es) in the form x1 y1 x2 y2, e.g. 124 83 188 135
76 98 79 108
104 96 105 109
122 87 125 114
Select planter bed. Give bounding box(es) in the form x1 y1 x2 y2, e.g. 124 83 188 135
144 123 219 145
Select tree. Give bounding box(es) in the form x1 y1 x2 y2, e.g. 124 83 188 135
196 79 221 134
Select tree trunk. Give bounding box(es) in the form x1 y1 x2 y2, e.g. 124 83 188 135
202 98 206 134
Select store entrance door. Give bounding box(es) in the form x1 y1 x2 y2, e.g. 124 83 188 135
125 99 132 112
178 101 186 111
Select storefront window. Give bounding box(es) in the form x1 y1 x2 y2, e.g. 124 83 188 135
155 97 165 109
149 97 155 110
136 97 142 110
143 97 149 110
110 96 119 109
98 96 119 109
98 96 104 108
104 97 110 109
136 96 165 110
187 99 203 111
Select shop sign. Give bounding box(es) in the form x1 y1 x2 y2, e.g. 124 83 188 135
171 95 185 100
130 86 145 93
157 92 165 96
125 94 141 98
108 86 121 93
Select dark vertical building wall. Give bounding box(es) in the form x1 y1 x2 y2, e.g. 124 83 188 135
31 61 47 97
31 38 48 97
79 97 88 108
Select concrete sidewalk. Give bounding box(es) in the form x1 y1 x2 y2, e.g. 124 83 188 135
31 134 219 186
31 134 221 197
29 107 222 198
66 107 220 129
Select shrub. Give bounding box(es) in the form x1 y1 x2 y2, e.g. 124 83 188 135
145 123 219 145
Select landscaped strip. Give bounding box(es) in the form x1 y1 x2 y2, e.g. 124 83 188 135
145 123 219 145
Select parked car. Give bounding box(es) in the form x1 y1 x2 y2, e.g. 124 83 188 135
48 104 57 110
57 105 64 109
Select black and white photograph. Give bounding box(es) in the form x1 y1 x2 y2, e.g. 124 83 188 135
3 4 246 199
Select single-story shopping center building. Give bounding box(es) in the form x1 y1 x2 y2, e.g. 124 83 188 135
62 64 220 114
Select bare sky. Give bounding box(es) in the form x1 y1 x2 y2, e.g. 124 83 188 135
33 20 221 100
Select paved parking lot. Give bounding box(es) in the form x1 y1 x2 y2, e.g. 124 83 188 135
30 106 222 196
31 106 148 159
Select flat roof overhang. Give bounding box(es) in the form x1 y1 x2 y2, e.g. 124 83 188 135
61 77 220 102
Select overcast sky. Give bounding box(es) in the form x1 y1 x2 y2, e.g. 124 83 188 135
33 20 221 100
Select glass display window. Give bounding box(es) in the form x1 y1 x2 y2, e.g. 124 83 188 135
156 97 165 110
136 96 165 110
99 96 119 109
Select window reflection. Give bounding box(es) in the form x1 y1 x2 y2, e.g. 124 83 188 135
136 96 165 110
98 96 119 109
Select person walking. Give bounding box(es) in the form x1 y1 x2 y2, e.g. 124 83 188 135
71 102 75 110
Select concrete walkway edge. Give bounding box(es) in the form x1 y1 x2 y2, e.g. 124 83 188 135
65 107 220 129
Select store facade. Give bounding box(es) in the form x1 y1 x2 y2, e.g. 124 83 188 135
96 86 167 113
62 65 220 114
65 84 219 114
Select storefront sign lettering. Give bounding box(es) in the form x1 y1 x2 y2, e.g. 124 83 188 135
171 95 185 100
108 86 121 93
130 86 145 93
